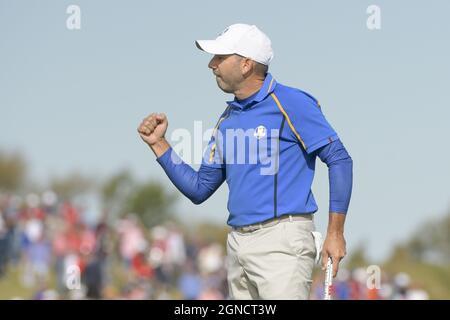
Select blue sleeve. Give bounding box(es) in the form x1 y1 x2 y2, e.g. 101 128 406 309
156 107 229 204
278 89 339 154
316 139 353 214
156 144 226 205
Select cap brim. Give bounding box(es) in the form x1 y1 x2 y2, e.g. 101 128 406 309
195 40 234 55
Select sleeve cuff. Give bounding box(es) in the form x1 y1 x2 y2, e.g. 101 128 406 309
329 209 348 215
306 134 339 154
156 147 173 164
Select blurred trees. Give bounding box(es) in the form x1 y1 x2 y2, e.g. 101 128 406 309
0 147 178 229
124 181 177 229
101 170 134 222
406 212 450 264
0 150 26 192
101 170 177 228
50 172 95 201
382 210 450 299
345 242 370 269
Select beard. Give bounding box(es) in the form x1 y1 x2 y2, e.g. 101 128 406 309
215 75 234 94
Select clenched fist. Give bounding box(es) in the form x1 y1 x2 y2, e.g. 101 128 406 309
138 113 168 146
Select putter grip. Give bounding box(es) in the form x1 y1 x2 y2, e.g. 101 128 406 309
324 257 333 300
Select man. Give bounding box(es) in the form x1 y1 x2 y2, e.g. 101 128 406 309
138 23 353 300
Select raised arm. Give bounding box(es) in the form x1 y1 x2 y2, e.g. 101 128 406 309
138 113 225 204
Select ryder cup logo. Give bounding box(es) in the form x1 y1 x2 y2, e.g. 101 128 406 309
254 125 267 139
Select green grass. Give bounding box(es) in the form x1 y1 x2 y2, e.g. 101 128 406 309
0 265 57 300
0 266 34 299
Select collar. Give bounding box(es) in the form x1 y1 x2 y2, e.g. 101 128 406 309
227 73 277 110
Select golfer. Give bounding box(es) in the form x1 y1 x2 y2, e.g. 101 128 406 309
138 23 353 299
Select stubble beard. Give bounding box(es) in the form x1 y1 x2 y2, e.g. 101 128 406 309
215 76 235 94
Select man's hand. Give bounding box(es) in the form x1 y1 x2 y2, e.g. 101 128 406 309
138 113 168 145
138 113 170 157
321 212 347 278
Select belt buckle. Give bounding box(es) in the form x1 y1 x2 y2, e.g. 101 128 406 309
236 225 250 233
242 223 261 233
249 223 262 232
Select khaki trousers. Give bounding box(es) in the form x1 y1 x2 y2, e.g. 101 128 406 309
226 217 316 300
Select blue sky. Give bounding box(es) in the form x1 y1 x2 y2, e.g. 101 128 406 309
1 0 449 262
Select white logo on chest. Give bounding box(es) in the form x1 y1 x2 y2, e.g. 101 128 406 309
254 125 267 139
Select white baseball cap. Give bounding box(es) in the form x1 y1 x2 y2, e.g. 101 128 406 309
195 23 274 66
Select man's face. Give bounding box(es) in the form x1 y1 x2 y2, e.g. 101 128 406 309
208 54 244 93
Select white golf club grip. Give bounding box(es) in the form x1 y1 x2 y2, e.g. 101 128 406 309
324 257 333 300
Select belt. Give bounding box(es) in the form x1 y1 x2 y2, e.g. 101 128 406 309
232 214 313 233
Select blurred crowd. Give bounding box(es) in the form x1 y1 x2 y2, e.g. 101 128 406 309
0 191 227 300
311 268 429 300
0 191 429 300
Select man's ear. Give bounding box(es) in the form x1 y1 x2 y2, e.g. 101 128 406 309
241 58 253 77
